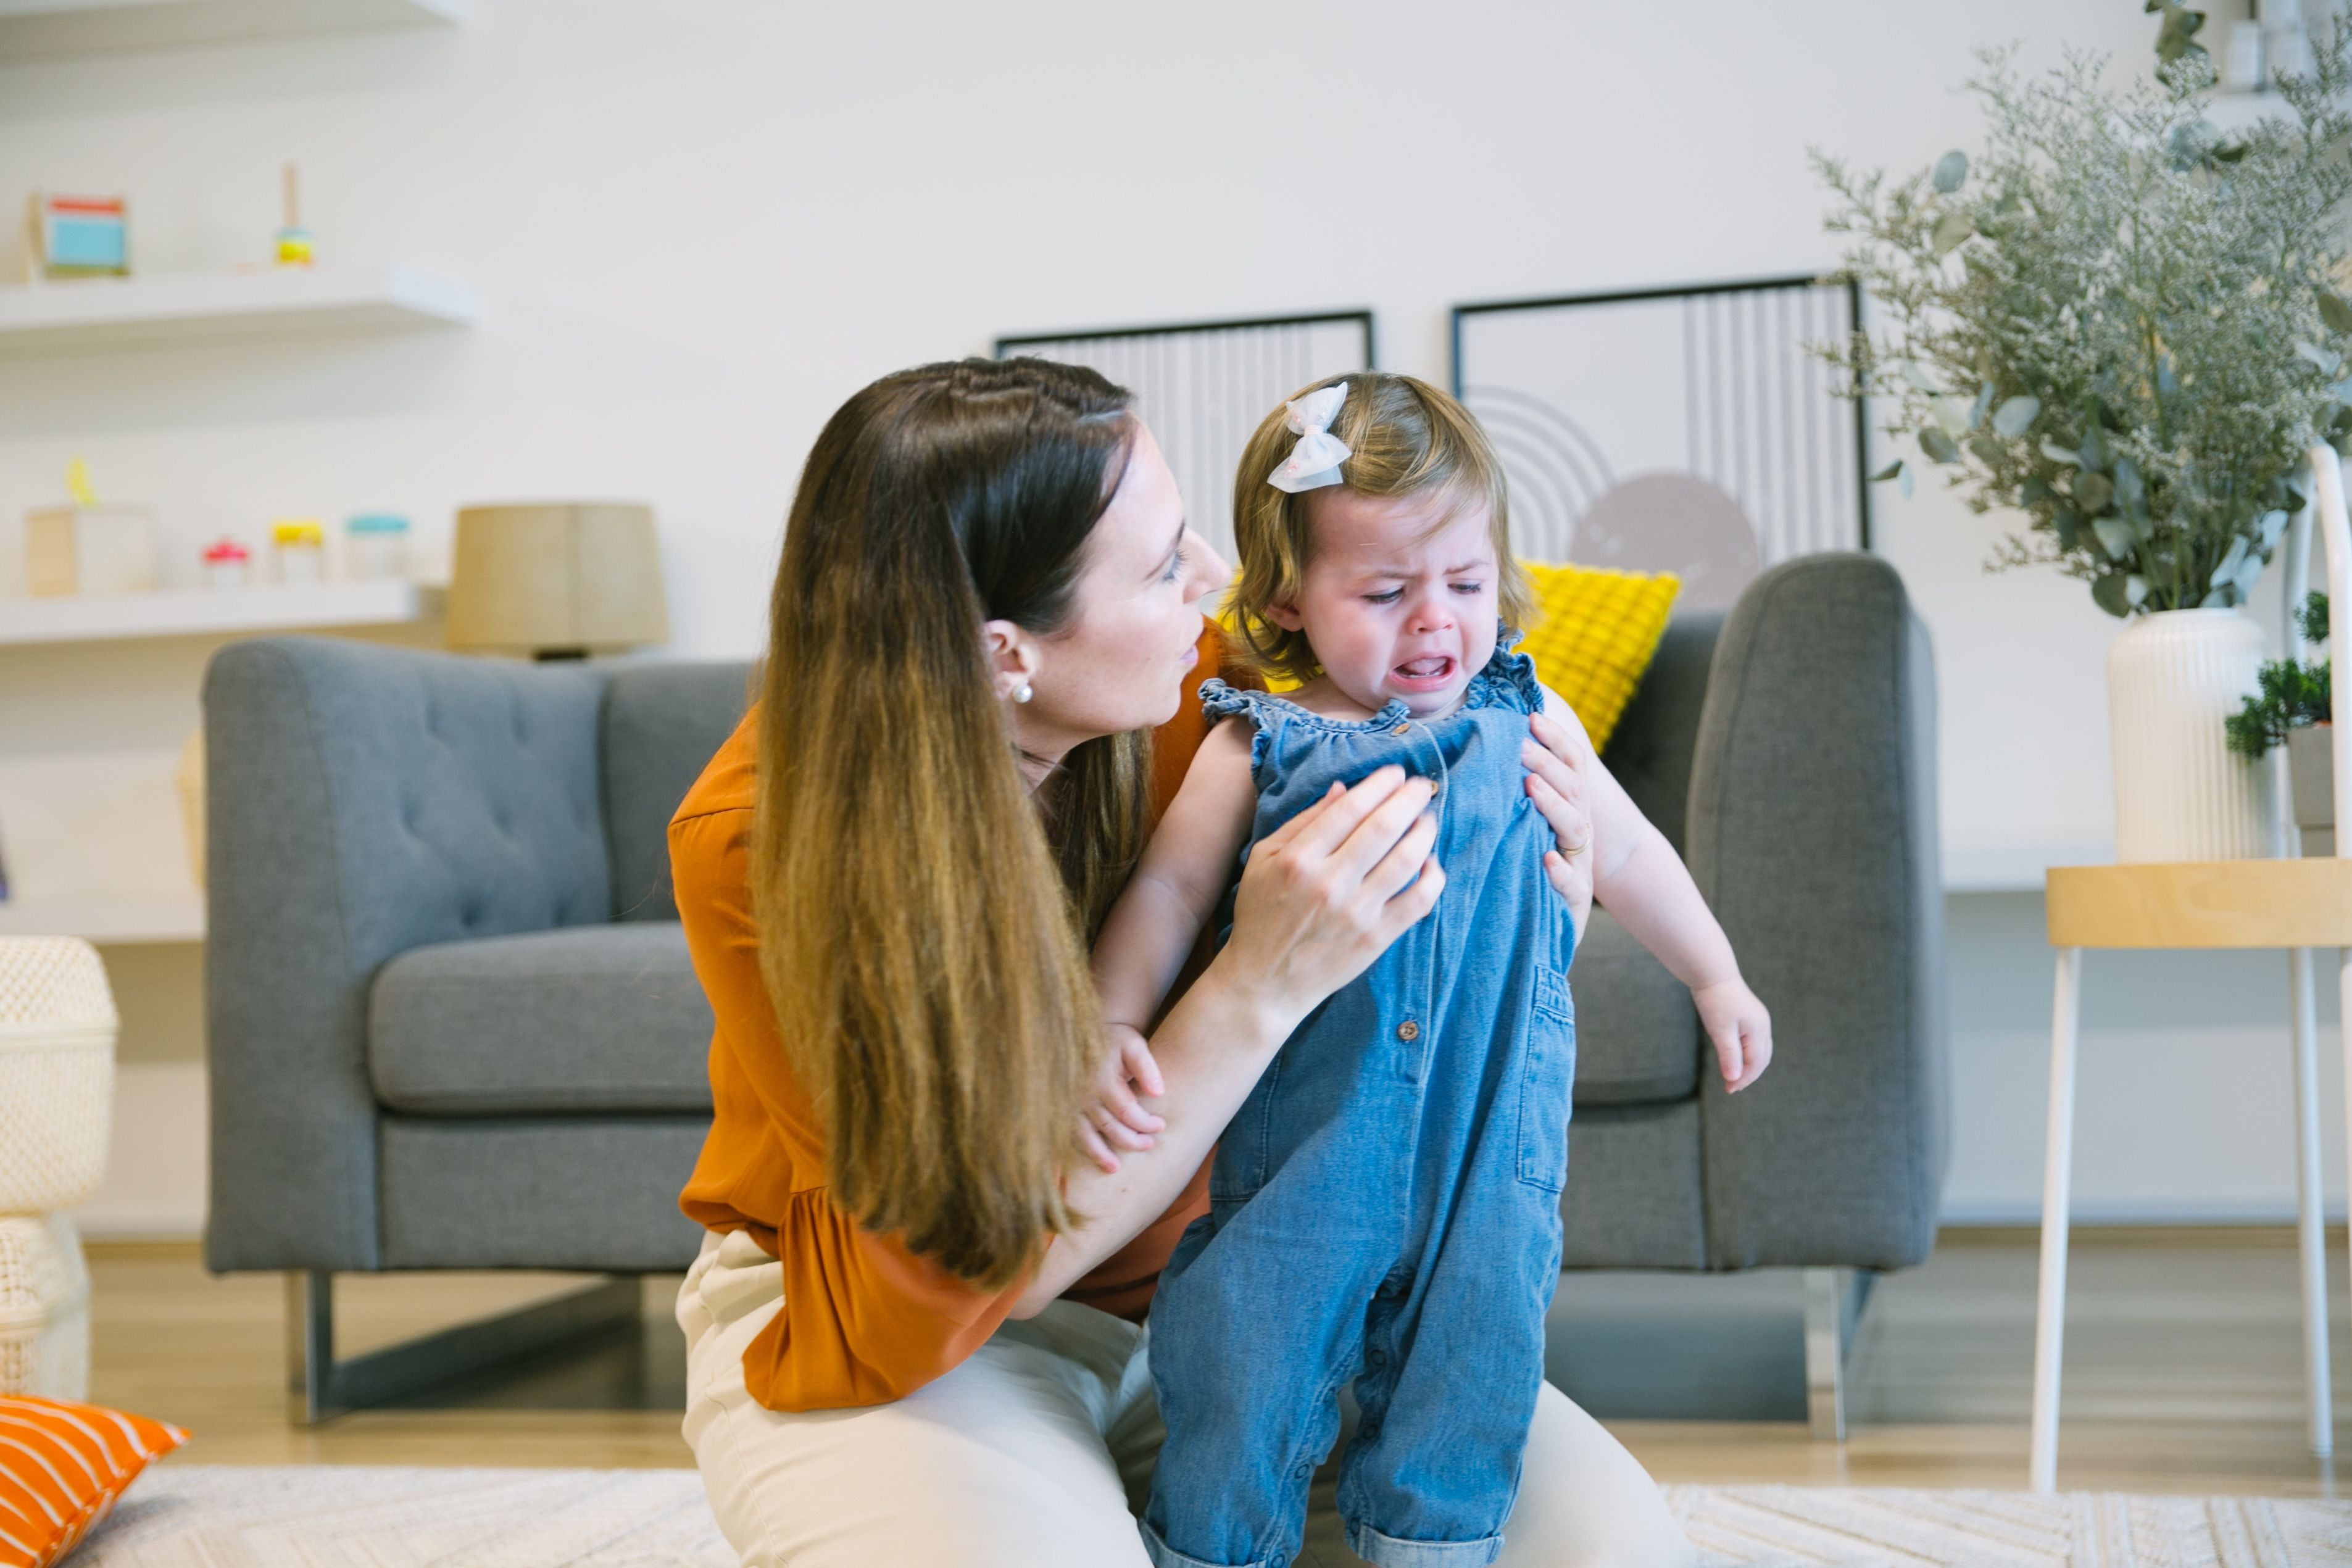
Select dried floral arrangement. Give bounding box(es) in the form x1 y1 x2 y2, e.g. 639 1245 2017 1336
1814 19 2352 618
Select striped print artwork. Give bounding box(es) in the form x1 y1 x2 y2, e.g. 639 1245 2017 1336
1453 276 1870 575
0 1396 186 1568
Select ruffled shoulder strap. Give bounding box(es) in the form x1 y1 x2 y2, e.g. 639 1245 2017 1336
1197 677 1260 725
1198 678 1278 778
1460 634 1546 716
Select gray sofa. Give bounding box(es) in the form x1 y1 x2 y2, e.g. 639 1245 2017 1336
204 551 1945 1425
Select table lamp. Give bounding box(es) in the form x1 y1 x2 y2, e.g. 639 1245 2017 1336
446 502 668 660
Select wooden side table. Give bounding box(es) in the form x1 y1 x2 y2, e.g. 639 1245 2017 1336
2032 859 2352 1490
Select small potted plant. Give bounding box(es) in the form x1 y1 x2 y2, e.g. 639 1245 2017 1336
2229 591 2335 850
1816 24 2352 861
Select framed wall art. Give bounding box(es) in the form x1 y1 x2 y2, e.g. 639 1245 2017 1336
1452 275 1870 610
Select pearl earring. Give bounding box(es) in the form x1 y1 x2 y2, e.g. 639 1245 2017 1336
1014 682 1033 704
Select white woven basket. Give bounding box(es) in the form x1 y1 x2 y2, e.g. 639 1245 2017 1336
0 937 117 1214
0 1213 89 1400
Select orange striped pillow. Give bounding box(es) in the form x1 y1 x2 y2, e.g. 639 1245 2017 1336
0 1395 187 1568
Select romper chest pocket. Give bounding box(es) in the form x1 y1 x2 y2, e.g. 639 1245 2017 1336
1516 966 1576 1192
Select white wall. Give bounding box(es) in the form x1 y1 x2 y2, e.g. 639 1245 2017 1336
4 0 2325 1237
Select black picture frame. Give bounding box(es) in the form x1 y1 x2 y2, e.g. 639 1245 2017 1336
1450 275 1871 570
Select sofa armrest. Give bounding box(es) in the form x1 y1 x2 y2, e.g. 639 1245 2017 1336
1685 555 1948 1271
202 637 612 1272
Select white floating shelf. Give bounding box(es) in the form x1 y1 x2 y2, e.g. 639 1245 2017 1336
0 0 461 62
0 263 478 353
0 579 437 646
0 896 202 944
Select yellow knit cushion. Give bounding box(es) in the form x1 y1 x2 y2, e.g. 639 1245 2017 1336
1210 601 1303 695
1216 560 1679 750
1517 562 1681 752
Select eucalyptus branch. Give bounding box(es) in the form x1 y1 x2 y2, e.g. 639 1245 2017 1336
1813 22 2352 618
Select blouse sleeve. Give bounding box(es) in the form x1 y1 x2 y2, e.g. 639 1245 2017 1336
671 803 1023 1410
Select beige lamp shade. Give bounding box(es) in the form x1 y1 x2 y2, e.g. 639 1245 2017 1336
446 502 669 655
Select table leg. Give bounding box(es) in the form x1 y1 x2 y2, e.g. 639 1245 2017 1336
2293 946 2333 1456
2340 947 2352 1451
2030 945 2083 1495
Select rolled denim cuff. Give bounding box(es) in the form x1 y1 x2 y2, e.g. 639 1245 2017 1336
1139 1521 1272 1568
1344 1520 1505 1568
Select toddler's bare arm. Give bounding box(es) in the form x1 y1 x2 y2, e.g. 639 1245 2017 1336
1077 718 1259 1171
1537 686 1774 1091
1092 717 1260 1034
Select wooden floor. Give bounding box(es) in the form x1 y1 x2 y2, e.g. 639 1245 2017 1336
82 1229 2352 1493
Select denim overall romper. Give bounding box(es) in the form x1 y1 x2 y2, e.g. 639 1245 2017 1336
1141 644 1577 1568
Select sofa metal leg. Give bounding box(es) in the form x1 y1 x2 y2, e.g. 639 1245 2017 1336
1803 1266 1876 1441
284 1271 642 1424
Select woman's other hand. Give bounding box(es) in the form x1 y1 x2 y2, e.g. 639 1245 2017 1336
1079 1024 1166 1174
1523 710 1595 936
1221 766 1445 1029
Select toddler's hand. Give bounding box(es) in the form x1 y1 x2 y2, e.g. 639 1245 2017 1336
1693 977 1772 1093
1079 1024 1168 1174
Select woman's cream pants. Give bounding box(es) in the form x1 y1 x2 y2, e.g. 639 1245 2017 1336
679 1229 1695 1568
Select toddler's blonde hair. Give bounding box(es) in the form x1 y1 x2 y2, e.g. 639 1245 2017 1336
1226 372 1530 685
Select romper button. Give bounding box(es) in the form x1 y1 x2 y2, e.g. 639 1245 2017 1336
1397 1020 1419 1042
1392 723 1410 736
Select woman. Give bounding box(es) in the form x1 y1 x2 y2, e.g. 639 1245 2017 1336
672 358 1693 1567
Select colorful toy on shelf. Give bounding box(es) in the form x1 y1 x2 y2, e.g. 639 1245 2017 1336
19 193 128 282
344 513 410 579
201 537 251 589
270 520 325 584
25 461 154 598
273 163 311 267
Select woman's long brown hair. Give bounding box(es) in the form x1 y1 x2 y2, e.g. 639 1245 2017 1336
752 357 1146 1289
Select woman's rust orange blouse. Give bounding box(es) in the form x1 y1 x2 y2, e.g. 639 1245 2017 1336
672 625 1232 1412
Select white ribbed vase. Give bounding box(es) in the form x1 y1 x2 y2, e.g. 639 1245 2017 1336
2107 607 2275 862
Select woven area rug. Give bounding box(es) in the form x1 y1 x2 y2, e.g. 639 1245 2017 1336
71 1464 2352 1567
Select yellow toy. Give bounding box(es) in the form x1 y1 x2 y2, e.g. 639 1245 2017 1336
274 164 312 267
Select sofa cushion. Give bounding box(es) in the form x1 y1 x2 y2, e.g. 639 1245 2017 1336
1560 1100 1704 1269
380 1116 710 1270
1518 562 1681 753
368 924 713 1115
1571 908 1701 1106
366 908 1689 1116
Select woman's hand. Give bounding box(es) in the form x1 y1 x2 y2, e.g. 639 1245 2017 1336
1522 711 1595 935
1011 767 1443 1319
1221 766 1445 1030
1079 1024 1166 1174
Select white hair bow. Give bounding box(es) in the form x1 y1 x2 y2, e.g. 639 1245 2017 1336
1267 383 1352 494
